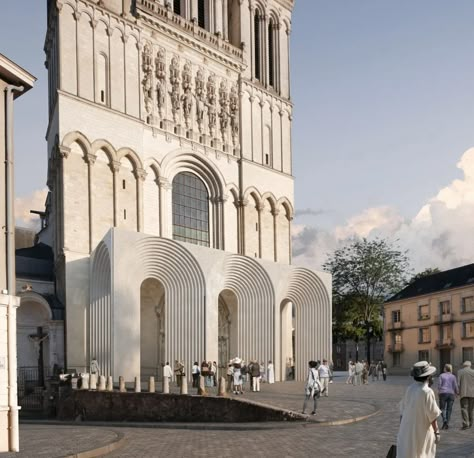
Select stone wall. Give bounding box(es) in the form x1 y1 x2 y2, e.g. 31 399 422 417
57 390 304 423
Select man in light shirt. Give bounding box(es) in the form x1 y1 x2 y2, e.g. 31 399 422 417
163 361 173 384
318 359 330 397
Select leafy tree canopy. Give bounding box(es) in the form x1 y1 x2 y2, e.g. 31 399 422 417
324 237 411 344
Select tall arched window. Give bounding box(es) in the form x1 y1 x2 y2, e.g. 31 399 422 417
254 11 261 81
172 172 210 246
268 19 275 88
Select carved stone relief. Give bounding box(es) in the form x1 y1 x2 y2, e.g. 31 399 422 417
229 84 239 144
206 74 217 137
195 69 206 133
219 80 229 141
181 63 193 128
155 48 166 117
169 56 181 122
142 43 154 119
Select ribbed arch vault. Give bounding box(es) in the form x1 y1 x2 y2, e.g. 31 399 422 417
284 267 331 381
223 255 274 364
90 241 112 376
132 237 206 376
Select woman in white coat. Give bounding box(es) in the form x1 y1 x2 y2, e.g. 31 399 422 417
397 361 441 458
267 360 275 384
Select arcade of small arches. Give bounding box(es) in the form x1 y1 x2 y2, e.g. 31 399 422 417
55 132 294 263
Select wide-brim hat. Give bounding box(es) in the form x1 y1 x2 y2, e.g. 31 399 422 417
411 361 436 378
463 361 472 367
233 357 242 364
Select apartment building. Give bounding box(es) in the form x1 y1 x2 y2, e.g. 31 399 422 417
384 264 474 375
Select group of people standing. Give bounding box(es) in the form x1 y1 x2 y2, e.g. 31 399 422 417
397 360 474 458
346 360 387 385
227 359 275 395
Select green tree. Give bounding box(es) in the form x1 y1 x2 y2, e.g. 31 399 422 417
324 237 411 362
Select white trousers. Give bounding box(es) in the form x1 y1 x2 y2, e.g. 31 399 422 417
321 377 329 396
252 376 260 392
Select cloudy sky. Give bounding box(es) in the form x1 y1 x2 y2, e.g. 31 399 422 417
2 1 474 273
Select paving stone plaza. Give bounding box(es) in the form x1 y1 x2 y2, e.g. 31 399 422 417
5 375 474 458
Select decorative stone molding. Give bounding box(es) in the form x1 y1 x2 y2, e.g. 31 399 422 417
181 62 193 128
84 153 97 166
58 146 71 159
169 56 181 122
218 80 229 141
207 74 217 137
271 209 280 217
256 202 265 212
110 161 121 173
195 69 206 133
142 43 154 120
134 168 148 181
155 48 166 117
157 177 172 190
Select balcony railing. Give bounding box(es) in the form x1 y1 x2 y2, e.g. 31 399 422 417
435 313 454 324
388 343 404 353
136 0 244 61
435 338 455 349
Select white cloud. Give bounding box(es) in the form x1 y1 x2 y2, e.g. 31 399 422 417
14 188 48 230
293 148 474 272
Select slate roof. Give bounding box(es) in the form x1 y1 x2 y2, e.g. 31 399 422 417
15 243 54 281
386 263 474 303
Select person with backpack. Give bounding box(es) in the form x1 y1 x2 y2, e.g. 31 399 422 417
302 360 321 415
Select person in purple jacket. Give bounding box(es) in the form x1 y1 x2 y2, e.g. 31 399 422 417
438 363 459 430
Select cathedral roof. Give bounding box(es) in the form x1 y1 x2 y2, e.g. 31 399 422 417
15 243 54 281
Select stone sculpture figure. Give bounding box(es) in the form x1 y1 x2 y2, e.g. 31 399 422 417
142 43 154 117
219 80 229 141
155 49 166 116
181 63 193 127
195 69 206 133
169 57 181 122
229 83 239 143
207 74 217 137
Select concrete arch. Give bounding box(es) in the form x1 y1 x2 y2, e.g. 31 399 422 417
117 147 144 171
223 255 275 364
282 267 331 381
131 237 207 377
61 131 91 156
90 241 112 376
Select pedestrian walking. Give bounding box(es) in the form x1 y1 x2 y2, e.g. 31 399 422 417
457 360 474 430
211 361 218 386
302 360 321 415
437 363 458 430
250 360 261 392
382 360 387 381
174 360 185 387
362 360 369 384
226 362 234 392
369 361 377 382
318 359 330 396
163 361 173 384
354 360 363 386
397 361 441 458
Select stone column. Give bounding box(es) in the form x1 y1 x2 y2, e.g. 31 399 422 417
84 153 96 251
223 0 228 40
134 167 147 232
272 208 279 262
157 177 172 238
256 202 264 258
110 160 121 227
215 0 223 35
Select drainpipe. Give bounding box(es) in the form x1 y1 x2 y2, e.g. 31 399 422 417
4 83 24 452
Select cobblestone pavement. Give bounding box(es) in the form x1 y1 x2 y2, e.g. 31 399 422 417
1 425 120 458
7 376 474 457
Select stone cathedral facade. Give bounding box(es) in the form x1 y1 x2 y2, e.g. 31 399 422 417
43 0 331 382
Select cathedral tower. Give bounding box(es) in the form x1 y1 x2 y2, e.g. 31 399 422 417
44 0 331 381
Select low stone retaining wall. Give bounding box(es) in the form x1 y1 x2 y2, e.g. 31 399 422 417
57 391 305 423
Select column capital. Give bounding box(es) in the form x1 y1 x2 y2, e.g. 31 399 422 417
110 160 121 173
58 146 71 159
271 209 280 217
157 177 172 190
256 202 265 212
84 153 97 165
134 168 147 181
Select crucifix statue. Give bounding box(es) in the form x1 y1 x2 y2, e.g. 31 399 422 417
28 326 49 387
